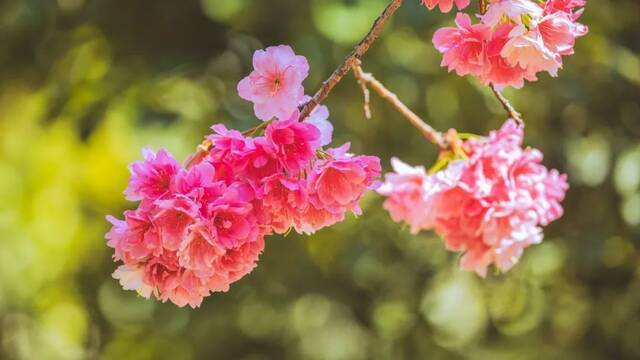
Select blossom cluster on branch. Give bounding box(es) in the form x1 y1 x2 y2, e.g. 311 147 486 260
427 0 588 88
377 120 568 276
106 46 381 307
106 0 586 307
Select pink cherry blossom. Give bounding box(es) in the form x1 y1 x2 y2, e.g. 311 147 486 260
178 223 224 278
294 204 345 235
206 187 259 249
153 195 200 251
112 264 153 298
432 13 492 77
378 120 568 276
421 0 470 13
500 24 562 77
480 23 532 89
106 207 161 263
237 45 309 121
262 174 308 234
211 236 265 290
482 0 543 27
125 148 180 201
307 147 381 215
265 114 321 173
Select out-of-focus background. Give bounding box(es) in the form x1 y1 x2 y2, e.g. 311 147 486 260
0 0 638 359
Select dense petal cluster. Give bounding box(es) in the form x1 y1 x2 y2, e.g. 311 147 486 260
378 120 568 276
431 0 587 88
107 46 381 307
421 0 470 13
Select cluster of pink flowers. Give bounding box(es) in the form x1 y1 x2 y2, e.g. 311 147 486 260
425 0 588 88
378 120 568 276
106 45 381 307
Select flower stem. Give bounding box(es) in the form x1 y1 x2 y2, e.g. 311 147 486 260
352 62 448 149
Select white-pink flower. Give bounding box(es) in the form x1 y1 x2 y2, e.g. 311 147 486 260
378 120 569 276
237 45 309 121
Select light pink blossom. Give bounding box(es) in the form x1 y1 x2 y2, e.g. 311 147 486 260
106 207 161 263
421 0 470 13
112 264 153 298
153 195 200 251
379 120 568 276
125 148 180 201
307 147 381 215
237 45 309 121
433 13 492 77
265 115 321 173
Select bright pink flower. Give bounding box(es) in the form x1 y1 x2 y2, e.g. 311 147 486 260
206 186 259 249
544 0 586 15
237 45 309 121
379 120 568 276
500 24 562 77
262 174 308 234
178 223 224 277
538 12 581 56
480 23 531 89
210 236 265 291
106 207 161 263
239 137 282 185
265 115 320 173
307 147 381 215
294 204 345 235
433 13 492 77
421 0 470 13
377 158 464 234
153 195 200 251
125 148 180 201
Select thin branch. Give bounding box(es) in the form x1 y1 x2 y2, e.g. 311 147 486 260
353 63 448 149
478 0 524 123
489 84 524 123
353 63 372 119
298 0 404 120
478 0 487 14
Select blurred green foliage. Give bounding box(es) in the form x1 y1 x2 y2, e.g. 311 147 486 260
0 0 639 359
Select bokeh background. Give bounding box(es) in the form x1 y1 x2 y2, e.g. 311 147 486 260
0 0 639 359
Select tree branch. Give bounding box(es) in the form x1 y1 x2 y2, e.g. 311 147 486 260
353 62 448 149
298 0 404 120
489 84 524 123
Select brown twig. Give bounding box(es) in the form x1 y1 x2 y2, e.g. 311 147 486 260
353 62 372 119
478 0 524 123
478 0 487 14
489 84 524 123
352 63 448 149
298 0 404 120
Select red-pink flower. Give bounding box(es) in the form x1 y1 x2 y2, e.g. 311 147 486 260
262 174 308 234
125 148 180 201
294 204 345 235
153 195 200 251
178 223 225 278
307 147 381 215
237 45 309 121
378 120 568 276
481 23 532 89
433 13 492 77
106 207 161 263
209 236 265 292
421 0 470 13
265 115 321 173
206 187 259 249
